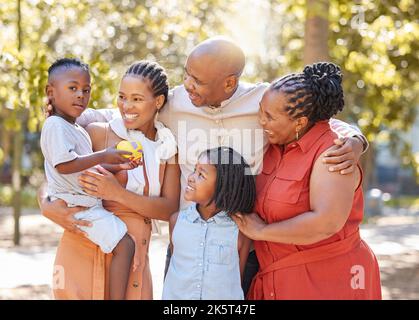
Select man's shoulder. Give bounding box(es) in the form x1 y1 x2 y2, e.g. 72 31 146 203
170 84 186 95
169 85 188 103
167 85 194 111
238 81 269 95
225 81 269 111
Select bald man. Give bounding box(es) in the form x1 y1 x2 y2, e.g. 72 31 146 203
39 37 368 298
157 37 366 210
155 39 366 297
181 37 246 106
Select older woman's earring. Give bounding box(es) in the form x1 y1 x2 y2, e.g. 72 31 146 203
296 130 299 141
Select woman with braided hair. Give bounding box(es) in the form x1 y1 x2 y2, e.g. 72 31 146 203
232 62 382 300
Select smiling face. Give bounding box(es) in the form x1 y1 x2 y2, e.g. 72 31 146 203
46 67 91 123
184 154 217 206
183 53 231 107
258 88 303 146
117 75 163 132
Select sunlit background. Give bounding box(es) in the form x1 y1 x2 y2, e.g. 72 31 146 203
0 0 418 299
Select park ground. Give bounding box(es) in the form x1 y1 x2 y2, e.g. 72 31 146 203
0 206 418 300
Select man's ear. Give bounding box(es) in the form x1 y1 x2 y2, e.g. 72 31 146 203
156 94 165 110
224 75 238 94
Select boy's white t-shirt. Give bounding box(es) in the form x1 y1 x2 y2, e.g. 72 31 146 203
40 115 99 207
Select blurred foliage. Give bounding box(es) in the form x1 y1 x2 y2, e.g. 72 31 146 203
247 0 419 182
0 0 418 191
0 0 229 190
385 195 419 210
329 0 419 178
0 185 38 208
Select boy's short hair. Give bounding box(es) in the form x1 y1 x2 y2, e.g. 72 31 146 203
48 58 90 80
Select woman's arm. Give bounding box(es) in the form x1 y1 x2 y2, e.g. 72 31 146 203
99 164 124 174
36 183 91 236
329 118 368 151
100 161 140 174
169 211 179 255
79 161 181 221
76 108 118 128
233 150 360 245
238 232 251 283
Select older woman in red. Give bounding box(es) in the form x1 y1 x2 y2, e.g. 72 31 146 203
233 62 381 300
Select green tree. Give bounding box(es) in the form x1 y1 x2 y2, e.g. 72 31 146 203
245 0 419 190
0 0 229 245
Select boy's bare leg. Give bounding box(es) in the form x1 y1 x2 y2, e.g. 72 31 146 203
109 234 135 300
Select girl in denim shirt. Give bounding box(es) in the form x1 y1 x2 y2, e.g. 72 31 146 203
162 147 255 300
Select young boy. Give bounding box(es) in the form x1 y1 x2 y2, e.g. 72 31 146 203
41 58 135 300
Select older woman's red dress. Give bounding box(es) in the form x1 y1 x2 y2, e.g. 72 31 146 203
249 121 382 300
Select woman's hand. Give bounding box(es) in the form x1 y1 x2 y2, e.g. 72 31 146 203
322 137 363 174
118 158 143 170
41 198 90 236
78 165 123 201
231 212 267 241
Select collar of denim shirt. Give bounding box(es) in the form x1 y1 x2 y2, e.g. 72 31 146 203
184 204 233 225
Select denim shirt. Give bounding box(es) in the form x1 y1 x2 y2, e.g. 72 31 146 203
162 204 244 300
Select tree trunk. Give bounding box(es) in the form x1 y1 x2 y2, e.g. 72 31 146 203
13 0 23 246
303 0 330 65
12 129 23 245
360 144 376 192
0 118 11 178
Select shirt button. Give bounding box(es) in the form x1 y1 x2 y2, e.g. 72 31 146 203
270 292 274 297
200 242 204 246
197 284 201 288
198 263 202 266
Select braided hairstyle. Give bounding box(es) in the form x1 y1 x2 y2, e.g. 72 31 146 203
201 147 256 216
124 60 169 106
48 57 89 79
271 62 344 123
